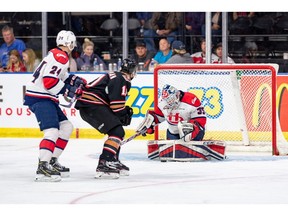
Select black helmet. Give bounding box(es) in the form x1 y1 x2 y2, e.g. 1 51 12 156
120 58 137 74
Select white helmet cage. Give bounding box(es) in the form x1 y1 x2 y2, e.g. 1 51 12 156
56 30 77 51
161 84 180 109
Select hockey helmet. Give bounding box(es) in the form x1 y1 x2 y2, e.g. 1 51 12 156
161 84 180 109
120 58 137 78
56 30 77 51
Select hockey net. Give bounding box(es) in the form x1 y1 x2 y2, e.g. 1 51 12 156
154 64 288 156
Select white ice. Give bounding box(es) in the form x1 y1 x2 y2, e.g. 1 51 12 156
1 138 288 215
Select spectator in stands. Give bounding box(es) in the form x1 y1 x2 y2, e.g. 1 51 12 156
22 48 40 72
191 38 219 63
153 37 172 65
131 40 156 71
5 49 27 72
165 40 193 64
136 12 153 37
211 12 222 45
229 12 255 34
144 12 182 52
184 12 205 54
185 12 205 36
233 12 255 21
241 41 258 63
213 43 235 64
136 12 153 29
76 38 107 71
0 25 26 72
201 12 222 46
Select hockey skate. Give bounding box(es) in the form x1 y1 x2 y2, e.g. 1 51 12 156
50 157 70 178
115 160 130 176
35 161 61 182
95 159 120 179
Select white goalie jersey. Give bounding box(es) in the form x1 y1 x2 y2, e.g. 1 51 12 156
154 90 206 135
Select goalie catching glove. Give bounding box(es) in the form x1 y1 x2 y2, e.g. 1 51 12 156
136 111 158 136
178 120 202 142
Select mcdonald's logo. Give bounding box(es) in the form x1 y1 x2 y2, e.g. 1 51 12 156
252 82 288 129
276 83 288 118
252 83 272 128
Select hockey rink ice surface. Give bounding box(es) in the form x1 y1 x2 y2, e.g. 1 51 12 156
1 138 288 215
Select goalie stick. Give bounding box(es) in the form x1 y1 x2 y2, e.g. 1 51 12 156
121 128 147 145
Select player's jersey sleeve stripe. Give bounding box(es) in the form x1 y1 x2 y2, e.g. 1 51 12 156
111 105 125 112
110 100 126 112
43 76 60 90
190 117 206 128
86 75 106 88
110 100 126 105
80 91 109 105
43 76 65 95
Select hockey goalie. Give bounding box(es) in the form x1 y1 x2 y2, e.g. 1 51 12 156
136 84 226 162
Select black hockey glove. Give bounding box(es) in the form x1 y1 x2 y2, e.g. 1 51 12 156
119 106 133 126
64 85 83 99
65 75 87 88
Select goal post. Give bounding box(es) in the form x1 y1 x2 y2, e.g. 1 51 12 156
153 64 287 156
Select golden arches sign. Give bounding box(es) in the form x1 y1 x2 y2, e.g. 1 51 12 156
252 83 288 128
276 83 288 118
252 83 272 128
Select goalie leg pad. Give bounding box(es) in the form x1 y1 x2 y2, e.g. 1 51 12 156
148 140 226 161
147 141 160 160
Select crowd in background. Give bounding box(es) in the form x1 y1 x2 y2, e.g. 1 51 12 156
1 12 288 72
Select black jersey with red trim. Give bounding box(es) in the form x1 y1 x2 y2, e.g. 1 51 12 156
75 71 131 115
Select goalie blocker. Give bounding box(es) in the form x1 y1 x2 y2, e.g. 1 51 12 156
147 139 226 161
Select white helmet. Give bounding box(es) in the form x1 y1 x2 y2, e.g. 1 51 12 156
56 30 77 51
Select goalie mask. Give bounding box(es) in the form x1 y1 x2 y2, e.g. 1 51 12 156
161 84 180 109
56 30 77 51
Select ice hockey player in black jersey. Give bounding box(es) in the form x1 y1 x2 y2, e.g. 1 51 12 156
75 58 137 179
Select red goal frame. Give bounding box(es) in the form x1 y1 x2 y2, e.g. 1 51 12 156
153 64 278 155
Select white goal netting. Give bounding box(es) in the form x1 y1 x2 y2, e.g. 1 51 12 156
154 64 288 155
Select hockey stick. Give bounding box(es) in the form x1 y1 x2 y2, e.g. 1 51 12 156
121 128 147 145
60 95 78 108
